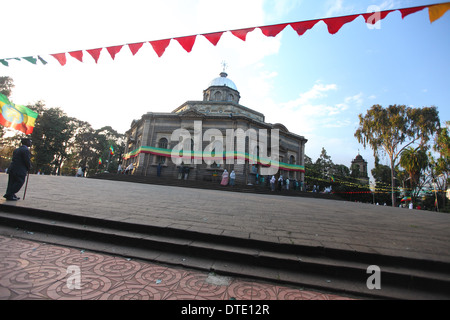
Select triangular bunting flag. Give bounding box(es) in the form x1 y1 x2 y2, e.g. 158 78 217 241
203 32 223 46
324 14 360 34
38 56 47 65
51 53 67 66
429 3 450 23
128 42 144 56
289 20 320 36
69 50 83 62
149 39 171 57
259 23 288 37
399 5 427 19
106 45 123 60
86 48 102 63
362 10 394 25
175 35 197 53
22 56 37 64
1 3 448 66
230 27 255 41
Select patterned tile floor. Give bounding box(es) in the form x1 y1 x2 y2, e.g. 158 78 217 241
0 235 354 300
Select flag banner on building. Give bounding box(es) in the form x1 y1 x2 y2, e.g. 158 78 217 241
0 3 449 66
123 146 306 173
0 93 38 135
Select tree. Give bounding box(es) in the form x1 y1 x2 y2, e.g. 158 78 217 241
0 76 14 97
429 121 450 211
29 104 75 175
355 105 440 207
399 147 428 201
371 161 392 205
315 147 333 178
92 126 125 174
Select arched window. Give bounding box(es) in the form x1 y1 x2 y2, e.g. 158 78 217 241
214 91 222 101
290 155 295 164
158 138 168 149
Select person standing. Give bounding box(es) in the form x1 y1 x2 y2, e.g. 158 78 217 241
229 170 236 186
270 175 276 191
3 138 32 201
221 169 229 186
157 163 162 177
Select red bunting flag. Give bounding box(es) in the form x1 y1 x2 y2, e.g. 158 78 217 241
175 35 197 53
231 27 255 41
362 10 394 24
399 5 428 19
128 42 144 56
51 53 67 66
260 23 288 37
87 48 102 63
323 14 359 34
203 32 223 46
69 50 83 62
106 45 123 60
149 39 171 57
289 20 320 36
1 3 449 66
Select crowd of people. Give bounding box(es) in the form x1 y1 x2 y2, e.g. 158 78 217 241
218 170 309 193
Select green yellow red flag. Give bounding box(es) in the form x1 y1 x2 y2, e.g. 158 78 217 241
0 93 38 135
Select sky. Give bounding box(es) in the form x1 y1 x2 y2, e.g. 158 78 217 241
1 0 449 180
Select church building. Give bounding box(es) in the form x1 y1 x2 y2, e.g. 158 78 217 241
351 153 370 185
122 70 307 185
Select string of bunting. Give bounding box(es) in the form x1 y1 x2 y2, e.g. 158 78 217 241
1 2 449 66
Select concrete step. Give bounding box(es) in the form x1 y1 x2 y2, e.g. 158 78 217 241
0 204 449 300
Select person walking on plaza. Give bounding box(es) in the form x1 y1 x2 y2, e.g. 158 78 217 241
76 167 83 177
221 169 229 186
270 175 276 191
3 138 32 201
229 170 236 186
278 175 283 191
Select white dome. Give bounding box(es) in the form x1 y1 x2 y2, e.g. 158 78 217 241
208 72 238 91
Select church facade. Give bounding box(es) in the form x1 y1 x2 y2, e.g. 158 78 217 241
351 153 370 185
122 71 307 185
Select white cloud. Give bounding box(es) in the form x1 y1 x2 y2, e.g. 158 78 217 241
324 0 356 17
378 0 398 10
345 92 364 106
282 82 338 110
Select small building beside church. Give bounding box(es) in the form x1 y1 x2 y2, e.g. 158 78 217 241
122 71 307 185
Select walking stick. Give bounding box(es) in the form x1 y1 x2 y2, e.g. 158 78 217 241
23 172 30 200
23 142 32 200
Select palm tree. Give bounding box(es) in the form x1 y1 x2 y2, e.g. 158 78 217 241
399 147 428 201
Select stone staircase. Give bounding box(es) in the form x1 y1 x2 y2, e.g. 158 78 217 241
0 203 449 300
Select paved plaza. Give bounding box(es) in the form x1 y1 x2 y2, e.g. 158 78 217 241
1 173 449 263
0 173 449 300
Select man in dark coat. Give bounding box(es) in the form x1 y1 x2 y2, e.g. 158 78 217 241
3 138 32 201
